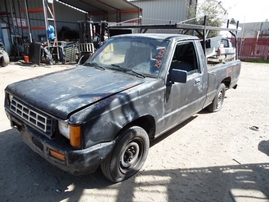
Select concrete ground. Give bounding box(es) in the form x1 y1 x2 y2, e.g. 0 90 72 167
0 61 269 202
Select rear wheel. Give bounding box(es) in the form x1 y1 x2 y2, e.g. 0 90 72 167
101 126 149 182
207 83 226 112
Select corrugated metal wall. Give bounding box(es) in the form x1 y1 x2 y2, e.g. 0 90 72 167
25 0 85 41
90 11 139 24
0 0 86 42
130 0 188 24
0 0 190 45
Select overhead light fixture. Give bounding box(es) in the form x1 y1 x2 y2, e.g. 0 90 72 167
55 0 88 13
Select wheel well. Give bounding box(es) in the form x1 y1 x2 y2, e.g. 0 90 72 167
126 115 156 140
222 77 231 88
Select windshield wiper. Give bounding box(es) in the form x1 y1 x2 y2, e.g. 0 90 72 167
110 64 145 78
111 64 122 68
108 64 129 72
127 69 146 78
84 62 105 70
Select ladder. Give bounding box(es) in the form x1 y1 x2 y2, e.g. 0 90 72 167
20 0 59 47
42 0 60 63
42 0 58 47
21 0 60 64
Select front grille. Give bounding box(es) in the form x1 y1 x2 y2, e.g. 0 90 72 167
10 97 53 137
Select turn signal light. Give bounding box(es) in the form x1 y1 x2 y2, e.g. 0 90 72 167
70 125 81 147
49 150 66 161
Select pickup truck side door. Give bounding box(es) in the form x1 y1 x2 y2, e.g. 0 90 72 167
161 40 208 129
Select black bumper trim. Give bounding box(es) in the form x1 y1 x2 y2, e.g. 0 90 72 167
6 110 115 175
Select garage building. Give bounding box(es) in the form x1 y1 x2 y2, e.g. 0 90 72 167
0 0 195 57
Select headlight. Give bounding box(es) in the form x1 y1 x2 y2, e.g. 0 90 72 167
58 121 81 147
9 94 13 104
58 121 70 138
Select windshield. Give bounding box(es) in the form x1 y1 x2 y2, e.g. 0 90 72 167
86 36 169 77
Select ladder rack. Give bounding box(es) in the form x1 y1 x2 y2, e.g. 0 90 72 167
108 16 240 59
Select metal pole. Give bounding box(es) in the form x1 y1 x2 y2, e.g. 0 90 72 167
42 0 49 45
9 0 20 58
51 1 57 45
235 21 239 60
51 1 59 59
203 15 207 54
24 0 32 42
17 0 23 38
3 0 12 40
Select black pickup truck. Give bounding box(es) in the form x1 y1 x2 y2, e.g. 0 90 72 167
4 33 241 182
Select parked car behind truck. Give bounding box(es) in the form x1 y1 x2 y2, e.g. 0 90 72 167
208 38 236 62
4 31 241 182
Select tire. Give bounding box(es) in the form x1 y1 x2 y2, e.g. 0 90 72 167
101 126 149 182
1 51 10 67
207 83 226 112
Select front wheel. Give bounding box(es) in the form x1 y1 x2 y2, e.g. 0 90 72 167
207 83 226 112
101 126 149 182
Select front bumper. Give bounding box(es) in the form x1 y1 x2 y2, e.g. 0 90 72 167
6 110 115 175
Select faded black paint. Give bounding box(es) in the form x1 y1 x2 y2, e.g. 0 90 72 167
4 34 241 175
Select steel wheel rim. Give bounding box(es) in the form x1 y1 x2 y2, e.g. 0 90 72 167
120 141 140 169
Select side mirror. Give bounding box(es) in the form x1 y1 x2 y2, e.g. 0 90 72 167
168 69 187 84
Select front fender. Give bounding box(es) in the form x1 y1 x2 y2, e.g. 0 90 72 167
69 92 147 148
69 79 164 149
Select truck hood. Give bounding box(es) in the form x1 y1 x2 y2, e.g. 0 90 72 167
6 66 144 119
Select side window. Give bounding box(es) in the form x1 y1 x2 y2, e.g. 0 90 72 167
170 42 199 75
221 39 228 47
